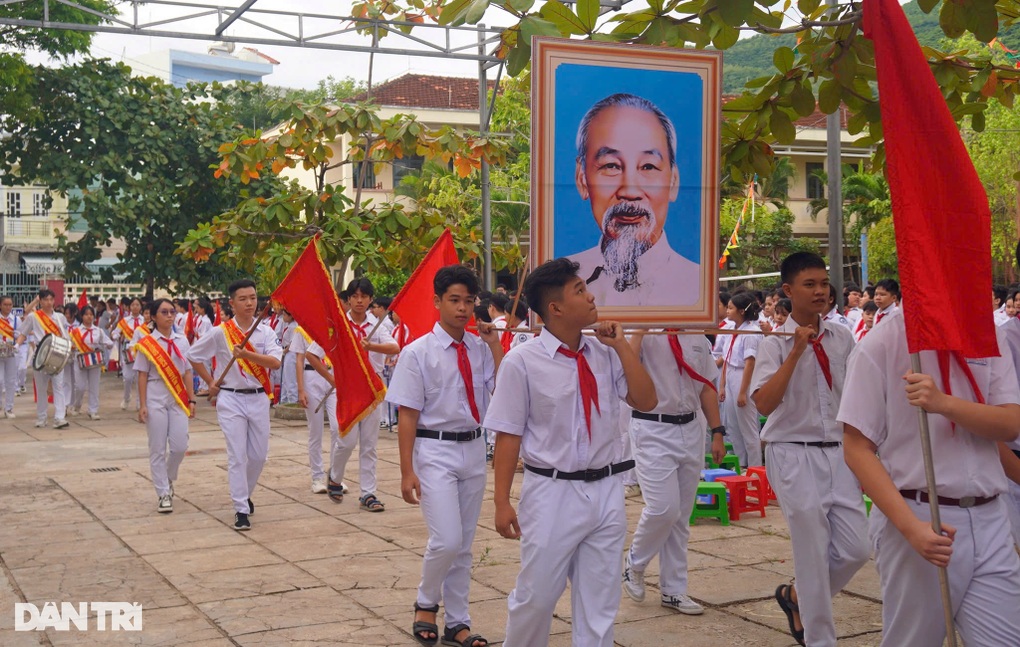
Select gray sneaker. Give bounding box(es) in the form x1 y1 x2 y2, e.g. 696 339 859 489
622 550 645 602
157 495 173 514
661 594 704 615
54 419 69 429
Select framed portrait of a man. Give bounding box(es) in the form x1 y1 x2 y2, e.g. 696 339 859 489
532 37 721 326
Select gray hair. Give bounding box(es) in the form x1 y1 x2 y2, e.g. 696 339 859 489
575 93 677 170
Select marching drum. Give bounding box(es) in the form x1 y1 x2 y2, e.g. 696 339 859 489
32 334 73 375
77 351 103 370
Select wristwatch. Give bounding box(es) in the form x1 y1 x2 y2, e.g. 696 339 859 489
710 425 726 436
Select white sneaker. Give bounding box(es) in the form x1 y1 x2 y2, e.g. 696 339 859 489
119 399 128 410
87 412 101 420
311 478 327 494
54 419 69 430
34 420 46 428
157 495 173 513
71 407 81 416
4 410 14 419
622 550 645 602
661 594 704 615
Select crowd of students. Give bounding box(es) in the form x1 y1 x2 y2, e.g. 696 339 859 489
1 253 1019 647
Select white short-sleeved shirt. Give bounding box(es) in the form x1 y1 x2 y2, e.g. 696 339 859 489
186 319 283 390
997 316 1020 452
638 332 718 415
723 321 763 369
174 312 187 334
347 313 397 374
194 316 212 340
823 307 854 330
994 305 1010 327
836 308 1020 498
874 304 898 326
0 313 21 345
483 330 630 472
113 314 144 342
752 315 854 443
506 321 534 350
75 324 113 352
711 319 735 360
846 307 863 328
134 330 192 383
289 327 311 359
386 322 496 433
20 310 69 340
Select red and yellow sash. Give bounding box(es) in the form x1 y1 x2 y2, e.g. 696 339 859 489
70 328 95 354
223 319 273 400
297 326 332 368
135 335 190 413
36 310 63 338
117 316 140 341
0 317 14 341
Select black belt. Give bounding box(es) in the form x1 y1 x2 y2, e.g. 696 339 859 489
900 489 998 509
631 411 696 426
304 365 316 371
219 387 263 395
416 428 483 442
778 441 842 448
1013 449 1020 460
525 460 635 482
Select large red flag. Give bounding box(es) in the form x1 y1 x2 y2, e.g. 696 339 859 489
76 288 88 311
865 0 996 358
389 228 460 339
272 237 386 436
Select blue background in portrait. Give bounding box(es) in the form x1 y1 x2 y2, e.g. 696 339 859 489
552 64 704 264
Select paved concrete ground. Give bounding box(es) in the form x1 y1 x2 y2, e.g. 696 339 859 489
0 371 886 646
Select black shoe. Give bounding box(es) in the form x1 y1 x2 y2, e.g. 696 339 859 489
233 512 250 531
247 498 254 515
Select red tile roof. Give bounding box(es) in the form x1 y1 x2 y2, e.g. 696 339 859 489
353 73 497 110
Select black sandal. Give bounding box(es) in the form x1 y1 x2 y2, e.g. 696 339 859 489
412 602 439 646
441 623 488 647
774 583 805 646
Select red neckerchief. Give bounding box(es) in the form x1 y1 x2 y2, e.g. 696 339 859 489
810 326 833 390
936 350 985 432
453 340 480 423
666 331 717 393
557 345 600 440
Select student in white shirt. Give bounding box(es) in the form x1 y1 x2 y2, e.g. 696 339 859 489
70 306 114 419
751 253 868 647
485 258 657 647
16 289 71 429
387 265 502 647
844 283 863 328
622 328 725 615
719 292 764 467
872 279 899 326
993 284 1010 326
822 285 853 330
292 326 334 495
0 295 21 418
112 297 145 411
839 308 1020 646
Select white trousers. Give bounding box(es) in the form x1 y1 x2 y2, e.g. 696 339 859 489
504 473 626 647
412 435 486 628
871 496 1020 646
722 366 761 466
0 354 17 412
628 417 704 595
17 344 28 390
62 363 74 415
766 443 870 647
145 380 189 497
216 390 270 514
618 405 638 487
72 365 101 414
121 352 137 406
1008 479 1020 548
280 353 298 404
302 370 337 482
32 368 66 423
330 401 381 496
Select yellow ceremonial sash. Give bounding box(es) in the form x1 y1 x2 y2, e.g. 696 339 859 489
70 328 95 353
296 326 332 368
36 310 63 338
222 319 274 400
116 317 138 341
135 335 190 414
0 317 14 341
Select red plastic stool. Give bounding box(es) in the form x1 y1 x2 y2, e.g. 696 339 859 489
744 466 777 504
716 475 767 521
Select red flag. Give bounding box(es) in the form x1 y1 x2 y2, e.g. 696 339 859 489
389 228 460 339
272 237 386 436
864 0 997 358
76 288 88 311
185 301 196 343
213 301 222 327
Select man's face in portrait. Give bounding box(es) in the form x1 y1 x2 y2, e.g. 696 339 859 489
575 105 679 285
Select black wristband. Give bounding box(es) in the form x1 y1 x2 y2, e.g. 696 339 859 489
710 425 726 436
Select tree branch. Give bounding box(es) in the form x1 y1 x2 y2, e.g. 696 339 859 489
747 10 862 34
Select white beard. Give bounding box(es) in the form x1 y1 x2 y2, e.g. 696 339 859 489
600 205 656 292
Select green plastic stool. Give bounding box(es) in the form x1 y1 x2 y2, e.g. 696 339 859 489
725 441 734 454
705 453 742 475
690 481 730 526
863 494 873 516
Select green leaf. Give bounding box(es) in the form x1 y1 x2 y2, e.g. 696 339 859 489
439 0 473 25
970 111 986 132
790 81 816 117
770 109 796 144
939 0 965 39
717 0 752 27
817 79 841 114
520 15 562 41
773 46 795 74
965 0 998 44
798 0 821 14
464 0 490 25
507 43 532 76
918 0 938 13
712 23 739 50
577 0 599 32
538 0 587 35
506 0 535 12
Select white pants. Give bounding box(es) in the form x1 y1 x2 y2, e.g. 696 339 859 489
17 344 29 390
628 417 704 596
504 472 626 647
1008 479 1020 548
32 368 66 423
216 390 270 514
62 363 74 415
412 435 486 627
121 350 137 406
618 405 638 487
871 496 1020 646
0 354 17 412
145 380 189 497
722 366 761 466
73 365 101 414
330 402 381 496
302 370 337 482
767 443 870 647
280 353 298 404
